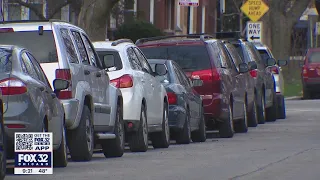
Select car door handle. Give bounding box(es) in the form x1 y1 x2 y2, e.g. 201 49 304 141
96 72 101 77
151 84 154 87
84 70 90 75
39 86 45 91
141 79 145 83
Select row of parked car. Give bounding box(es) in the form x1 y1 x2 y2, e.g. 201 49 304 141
0 20 287 179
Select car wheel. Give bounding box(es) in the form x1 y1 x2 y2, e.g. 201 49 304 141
235 100 248 133
151 103 170 149
257 93 266 124
101 102 125 157
67 105 94 161
219 103 234 138
191 106 206 142
266 91 277 122
276 95 286 119
0 111 6 180
129 104 149 152
302 86 311 99
176 111 191 144
248 97 258 127
53 125 68 167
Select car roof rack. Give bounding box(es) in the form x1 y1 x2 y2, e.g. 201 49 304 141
214 31 247 41
111 39 133 46
135 34 215 45
0 19 68 24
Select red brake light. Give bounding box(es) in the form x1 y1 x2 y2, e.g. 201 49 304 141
191 69 220 82
302 66 308 78
0 28 14 33
270 66 279 74
250 69 258 78
55 69 72 99
0 77 27 95
167 92 177 105
110 74 133 88
6 124 26 129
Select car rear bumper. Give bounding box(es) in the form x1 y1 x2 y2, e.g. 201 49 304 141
168 105 186 131
303 78 320 90
61 99 79 128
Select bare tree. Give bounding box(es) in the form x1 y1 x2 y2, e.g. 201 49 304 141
262 0 310 60
77 0 121 41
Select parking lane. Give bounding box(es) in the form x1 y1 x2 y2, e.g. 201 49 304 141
5 100 320 180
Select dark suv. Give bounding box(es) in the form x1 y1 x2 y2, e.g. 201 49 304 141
230 39 278 123
137 35 252 138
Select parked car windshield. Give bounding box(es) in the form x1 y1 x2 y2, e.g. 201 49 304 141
96 50 123 71
149 63 170 83
140 45 211 72
0 48 12 73
308 51 320 63
0 30 57 63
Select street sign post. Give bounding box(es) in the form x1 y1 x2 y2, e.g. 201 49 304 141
240 0 269 22
246 21 263 43
179 0 199 7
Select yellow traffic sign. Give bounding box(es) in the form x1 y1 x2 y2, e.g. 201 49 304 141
240 0 269 22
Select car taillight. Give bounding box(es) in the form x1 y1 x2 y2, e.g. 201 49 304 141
302 66 308 78
55 69 72 99
191 69 220 82
0 77 27 95
270 66 279 74
167 92 177 105
110 74 133 88
249 69 258 78
6 124 26 128
0 28 14 33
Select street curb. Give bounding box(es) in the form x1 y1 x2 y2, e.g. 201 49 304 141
285 96 302 100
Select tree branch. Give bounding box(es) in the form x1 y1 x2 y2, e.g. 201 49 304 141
48 0 73 19
12 0 46 20
286 0 310 21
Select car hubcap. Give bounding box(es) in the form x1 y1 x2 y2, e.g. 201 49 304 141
164 109 170 143
229 105 234 132
142 110 148 146
86 117 93 151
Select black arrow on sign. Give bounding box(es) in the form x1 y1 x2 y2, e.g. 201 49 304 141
250 36 260 40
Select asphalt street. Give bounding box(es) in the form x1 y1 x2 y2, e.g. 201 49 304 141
5 99 320 180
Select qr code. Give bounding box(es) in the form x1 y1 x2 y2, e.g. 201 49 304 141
15 134 33 151
34 137 50 145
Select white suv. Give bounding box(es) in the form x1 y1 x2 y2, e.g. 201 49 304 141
93 39 170 152
0 20 124 160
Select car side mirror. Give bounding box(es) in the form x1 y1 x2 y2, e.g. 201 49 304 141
53 79 69 91
192 79 203 87
248 61 257 70
154 64 168 76
238 63 249 73
266 58 276 67
103 55 115 69
277 60 288 66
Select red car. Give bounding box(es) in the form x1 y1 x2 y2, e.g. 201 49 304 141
137 35 254 138
302 48 320 99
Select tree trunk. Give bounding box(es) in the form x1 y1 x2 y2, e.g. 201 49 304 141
78 0 117 41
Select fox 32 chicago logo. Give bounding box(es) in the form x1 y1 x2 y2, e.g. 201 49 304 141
15 152 52 168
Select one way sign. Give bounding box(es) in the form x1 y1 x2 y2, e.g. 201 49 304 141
246 21 263 43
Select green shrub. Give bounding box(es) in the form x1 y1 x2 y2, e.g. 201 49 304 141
114 20 164 43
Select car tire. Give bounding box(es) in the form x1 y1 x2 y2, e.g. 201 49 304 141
176 111 191 144
53 125 68 167
302 86 311 99
235 100 248 133
266 91 277 122
129 104 148 152
151 103 170 149
67 105 94 161
248 97 258 127
101 102 125 158
0 111 6 180
219 103 234 138
276 95 286 119
257 93 266 124
191 107 206 142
